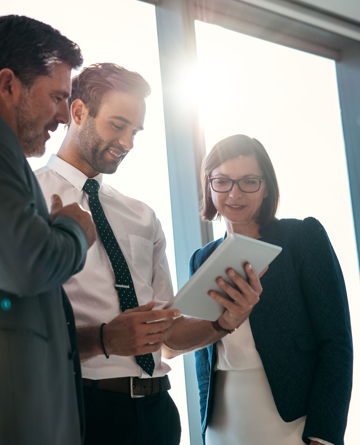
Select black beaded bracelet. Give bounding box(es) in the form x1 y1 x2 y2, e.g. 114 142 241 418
100 323 109 359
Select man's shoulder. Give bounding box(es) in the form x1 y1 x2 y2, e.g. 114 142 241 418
34 165 52 178
0 116 25 165
105 184 156 217
35 165 71 190
34 165 67 208
34 165 60 189
0 116 19 147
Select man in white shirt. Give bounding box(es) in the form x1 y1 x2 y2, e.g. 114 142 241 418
36 62 261 445
35 63 183 445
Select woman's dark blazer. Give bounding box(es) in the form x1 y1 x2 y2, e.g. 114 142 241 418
191 218 353 445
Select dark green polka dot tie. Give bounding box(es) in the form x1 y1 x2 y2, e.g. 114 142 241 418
83 179 155 376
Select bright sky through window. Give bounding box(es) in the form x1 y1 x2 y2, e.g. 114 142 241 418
195 19 360 444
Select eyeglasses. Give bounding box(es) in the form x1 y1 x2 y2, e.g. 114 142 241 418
209 177 264 193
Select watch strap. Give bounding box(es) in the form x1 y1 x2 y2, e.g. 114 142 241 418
212 319 237 335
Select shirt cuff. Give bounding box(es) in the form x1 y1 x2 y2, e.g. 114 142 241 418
308 437 334 445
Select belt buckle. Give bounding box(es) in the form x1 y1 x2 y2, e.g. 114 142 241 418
130 377 145 398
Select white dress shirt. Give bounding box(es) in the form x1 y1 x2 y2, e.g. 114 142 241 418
35 155 174 380
215 318 333 445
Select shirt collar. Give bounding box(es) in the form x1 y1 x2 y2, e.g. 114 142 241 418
47 154 103 192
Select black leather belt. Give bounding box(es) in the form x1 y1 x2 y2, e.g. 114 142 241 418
82 375 171 398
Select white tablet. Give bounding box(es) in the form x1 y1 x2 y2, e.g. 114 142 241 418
165 233 282 321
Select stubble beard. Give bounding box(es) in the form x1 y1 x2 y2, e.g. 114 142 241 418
76 116 125 175
15 88 46 158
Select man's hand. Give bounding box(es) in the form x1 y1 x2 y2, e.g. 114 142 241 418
209 263 264 331
49 194 96 249
103 301 181 356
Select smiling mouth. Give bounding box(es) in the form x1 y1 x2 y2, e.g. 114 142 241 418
226 204 246 209
107 147 127 159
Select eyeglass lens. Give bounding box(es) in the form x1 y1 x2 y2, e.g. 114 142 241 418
211 178 261 193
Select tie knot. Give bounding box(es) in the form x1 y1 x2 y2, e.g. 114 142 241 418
83 179 100 195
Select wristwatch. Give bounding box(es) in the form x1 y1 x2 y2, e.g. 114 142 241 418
212 319 238 335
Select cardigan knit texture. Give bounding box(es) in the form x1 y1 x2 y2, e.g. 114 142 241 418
190 217 352 445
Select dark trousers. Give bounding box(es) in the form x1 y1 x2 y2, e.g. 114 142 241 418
83 384 181 445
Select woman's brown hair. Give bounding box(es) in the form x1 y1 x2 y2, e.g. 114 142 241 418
201 134 280 227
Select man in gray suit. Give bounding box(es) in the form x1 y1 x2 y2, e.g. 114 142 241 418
0 15 96 445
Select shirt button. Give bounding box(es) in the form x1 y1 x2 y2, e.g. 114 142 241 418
1 298 11 311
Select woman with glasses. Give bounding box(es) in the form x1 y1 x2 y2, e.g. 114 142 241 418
192 135 352 445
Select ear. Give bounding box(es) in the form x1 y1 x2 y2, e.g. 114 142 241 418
0 69 23 134
0 69 22 106
71 99 89 127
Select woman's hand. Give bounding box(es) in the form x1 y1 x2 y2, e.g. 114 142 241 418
209 263 265 331
163 264 267 356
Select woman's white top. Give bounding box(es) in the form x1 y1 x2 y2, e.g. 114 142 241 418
207 318 332 445
215 318 263 371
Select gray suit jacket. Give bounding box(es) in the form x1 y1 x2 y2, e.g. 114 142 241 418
0 117 88 445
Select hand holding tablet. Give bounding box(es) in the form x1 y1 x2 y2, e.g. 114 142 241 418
165 233 282 321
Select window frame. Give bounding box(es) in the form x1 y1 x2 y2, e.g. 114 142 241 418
142 1 360 443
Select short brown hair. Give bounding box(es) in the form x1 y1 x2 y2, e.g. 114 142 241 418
0 15 83 88
201 134 280 227
68 62 151 118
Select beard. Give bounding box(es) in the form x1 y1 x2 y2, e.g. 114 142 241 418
15 88 57 158
76 116 128 175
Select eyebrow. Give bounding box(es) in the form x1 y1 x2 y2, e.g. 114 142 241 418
213 173 261 178
53 90 70 99
110 116 144 130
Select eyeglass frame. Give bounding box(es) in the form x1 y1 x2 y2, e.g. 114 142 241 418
209 177 265 194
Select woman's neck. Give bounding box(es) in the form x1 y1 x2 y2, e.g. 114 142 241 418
225 220 261 239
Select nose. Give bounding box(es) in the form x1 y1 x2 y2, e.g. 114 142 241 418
119 129 134 151
229 182 243 199
55 100 70 125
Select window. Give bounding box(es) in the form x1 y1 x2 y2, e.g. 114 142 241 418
195 20 360 443
2 2 360 443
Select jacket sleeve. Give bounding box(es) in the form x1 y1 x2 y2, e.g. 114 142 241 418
189 248 200 278
0 128 88 297
299 218 352 445
190 248 210 438
195 347 211 434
